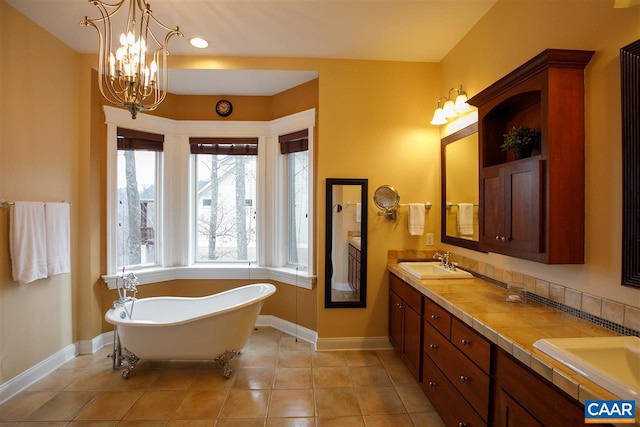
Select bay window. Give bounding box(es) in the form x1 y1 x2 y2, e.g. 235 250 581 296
104 106 315 289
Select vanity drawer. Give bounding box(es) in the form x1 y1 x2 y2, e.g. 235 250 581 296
389 273 423 315
451 317 492 374
424 322 490 421
424 298 451 339
422 352 487 427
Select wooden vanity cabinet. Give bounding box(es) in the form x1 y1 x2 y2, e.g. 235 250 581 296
422 298 493 425
389 273 423 380
389 273 611 427
422 352 487 427
469 49 594 264
493 349 611 427
347 243 360 292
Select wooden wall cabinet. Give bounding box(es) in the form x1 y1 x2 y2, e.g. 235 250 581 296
389 273 423 380
469 49 594 264
480 160 543 254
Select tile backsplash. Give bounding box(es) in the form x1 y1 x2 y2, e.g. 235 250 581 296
388 249 640 337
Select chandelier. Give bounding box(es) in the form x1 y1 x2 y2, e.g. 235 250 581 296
81 0 182 119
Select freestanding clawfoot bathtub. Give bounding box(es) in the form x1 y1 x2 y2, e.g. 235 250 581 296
105 283 276 378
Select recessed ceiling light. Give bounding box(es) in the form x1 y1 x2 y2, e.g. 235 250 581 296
189 37 209 49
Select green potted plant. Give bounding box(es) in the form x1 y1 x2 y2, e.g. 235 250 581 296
501 126 541 159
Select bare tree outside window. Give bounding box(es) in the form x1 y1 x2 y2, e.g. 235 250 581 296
288 150 309 267
195 153 257 261
117 150 158 269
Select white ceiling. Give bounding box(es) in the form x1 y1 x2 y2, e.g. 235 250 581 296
6 0 499 95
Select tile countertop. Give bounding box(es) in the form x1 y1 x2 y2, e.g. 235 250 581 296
387 263 625 408
348 236 361 250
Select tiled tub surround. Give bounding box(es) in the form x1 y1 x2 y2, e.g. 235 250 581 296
387 255 638 411
389 250 640 338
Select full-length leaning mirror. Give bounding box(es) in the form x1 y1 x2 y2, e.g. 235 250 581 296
325 178 368 308
441 122 481 251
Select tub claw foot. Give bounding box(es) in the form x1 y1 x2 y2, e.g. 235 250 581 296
120 348 139 380
214 349 239 378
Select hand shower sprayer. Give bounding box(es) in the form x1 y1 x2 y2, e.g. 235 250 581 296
114 271 139 320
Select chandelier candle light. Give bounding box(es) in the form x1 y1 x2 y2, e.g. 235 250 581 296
81 0 183 119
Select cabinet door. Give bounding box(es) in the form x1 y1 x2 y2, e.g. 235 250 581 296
389 290 403 353
493 349 603 427
480 159 543 255
495 388 544 427
403 304 422 379
505 160 543 253
480 165 504 249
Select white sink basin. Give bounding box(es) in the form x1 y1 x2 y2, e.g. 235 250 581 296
398 262 473 280
533 336 640 405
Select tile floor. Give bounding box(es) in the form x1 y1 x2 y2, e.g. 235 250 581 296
0 327 445 426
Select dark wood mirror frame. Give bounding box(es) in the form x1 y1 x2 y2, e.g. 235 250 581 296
441 122 481 251
325 178 368 308
621 39 640 288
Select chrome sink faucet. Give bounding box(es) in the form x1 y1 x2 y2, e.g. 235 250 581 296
433 251 454 269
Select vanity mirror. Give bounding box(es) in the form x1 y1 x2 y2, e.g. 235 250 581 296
441 122 480 251
325 178 368 308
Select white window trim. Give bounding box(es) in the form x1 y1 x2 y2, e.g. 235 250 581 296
103 106 316 290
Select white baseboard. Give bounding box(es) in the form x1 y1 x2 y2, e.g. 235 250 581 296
0 315 391 404
256 315 318 348
0 343 77 405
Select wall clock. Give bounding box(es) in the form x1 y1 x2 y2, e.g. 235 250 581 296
215 99 233 117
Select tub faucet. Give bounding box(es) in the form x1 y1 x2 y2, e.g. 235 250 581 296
114 272 139 318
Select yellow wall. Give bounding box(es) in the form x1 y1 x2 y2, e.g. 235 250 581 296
439 0 640 306
2 0 639 389
0 2 79 382
87 57 439 341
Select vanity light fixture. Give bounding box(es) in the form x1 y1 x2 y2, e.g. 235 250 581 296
430 98 449 126
430 84 472 125
81 0 183 119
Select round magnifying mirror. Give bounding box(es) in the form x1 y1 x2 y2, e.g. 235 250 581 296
373 185 400 220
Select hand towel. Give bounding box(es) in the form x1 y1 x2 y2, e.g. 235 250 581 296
10 201 48 284
408 203 425 236
457 203 474 236
355 203 361 223
45 202 71 276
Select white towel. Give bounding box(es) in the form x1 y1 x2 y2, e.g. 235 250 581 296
45 202 71 276
10 201 48 284
457 203 474 236
355 203 361 223
408 203 425 236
